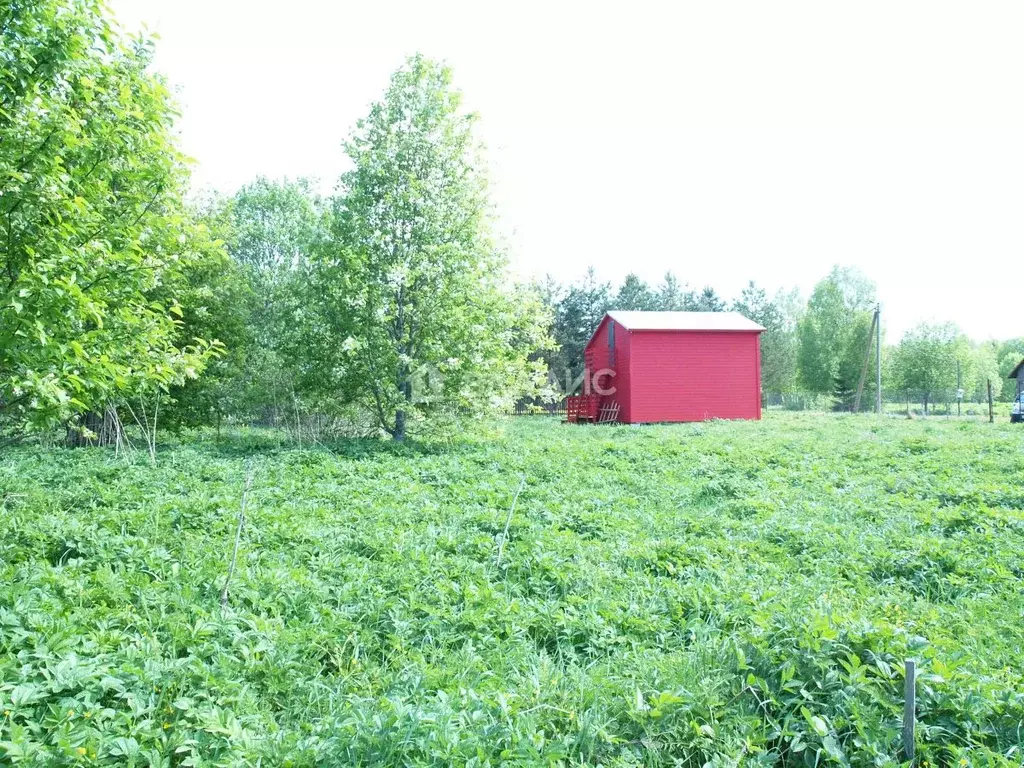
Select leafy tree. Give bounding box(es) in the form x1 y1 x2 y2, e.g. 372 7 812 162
528 275 569 392
612 273 656 311
551 268 611 386
655 271 694 311
797 267 876 404
829 266 876 312
996 338 1024 400
160 195 254 431
970 341 1002 403
889 322 968 413
0 0 218 435
732 281 799 394
732 281 779 325
692 286 726 312
534 274 564 311
307 55 551 439
230 177 324 274
229 178 326 423
163 180 329 431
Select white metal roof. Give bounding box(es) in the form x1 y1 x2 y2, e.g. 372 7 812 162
606 311 765 332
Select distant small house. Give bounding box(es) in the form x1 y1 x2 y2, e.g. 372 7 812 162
569 311 764 424
1009 358 1024 398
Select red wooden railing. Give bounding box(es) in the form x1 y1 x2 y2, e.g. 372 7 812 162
566 394 600 422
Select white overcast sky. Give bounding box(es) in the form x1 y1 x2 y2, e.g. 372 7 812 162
110 1 1024 340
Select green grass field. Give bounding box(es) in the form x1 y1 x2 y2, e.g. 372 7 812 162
2 414 1023 766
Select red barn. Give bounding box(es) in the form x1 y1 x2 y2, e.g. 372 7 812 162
572 311 764 424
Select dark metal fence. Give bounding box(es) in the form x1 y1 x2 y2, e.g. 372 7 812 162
510 398 568 417
510 389 1012 419
765 388 1010 417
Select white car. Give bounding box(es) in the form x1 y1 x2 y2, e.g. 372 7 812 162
1013 392 1024 423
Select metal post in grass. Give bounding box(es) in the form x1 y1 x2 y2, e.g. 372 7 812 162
902 659 916 762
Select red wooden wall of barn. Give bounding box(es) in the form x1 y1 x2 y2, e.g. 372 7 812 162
624 330 761 423
584 318 762 423
586 316 632 420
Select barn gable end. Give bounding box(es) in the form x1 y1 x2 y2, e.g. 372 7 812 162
584 315 633 422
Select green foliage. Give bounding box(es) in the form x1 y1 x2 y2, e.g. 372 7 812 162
889 323 971 411
996 339 1024 401
732 281 800 394
160 195 256 430
797 267 877 403
966 341 1001 403
549 268 611 383
0 0 219 433
2 415 1023 764
163 178 333 431
655 271 693 311
303 55 551 439
612 273 657 311
691 286 726 312
226 178 327 424
229 177 324 274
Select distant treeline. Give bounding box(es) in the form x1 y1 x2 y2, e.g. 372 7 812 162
534 267 1023 410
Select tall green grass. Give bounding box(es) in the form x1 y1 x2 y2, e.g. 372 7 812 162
1 414 1022 765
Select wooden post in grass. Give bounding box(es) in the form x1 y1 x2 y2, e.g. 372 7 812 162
902 659 916 762
988 381 994 423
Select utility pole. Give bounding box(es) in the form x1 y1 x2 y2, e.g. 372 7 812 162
854 305 879 413
875 304 882 414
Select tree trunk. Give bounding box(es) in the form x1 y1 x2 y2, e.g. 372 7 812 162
66 411 101 447
391 367 413 441
66 408 120 447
